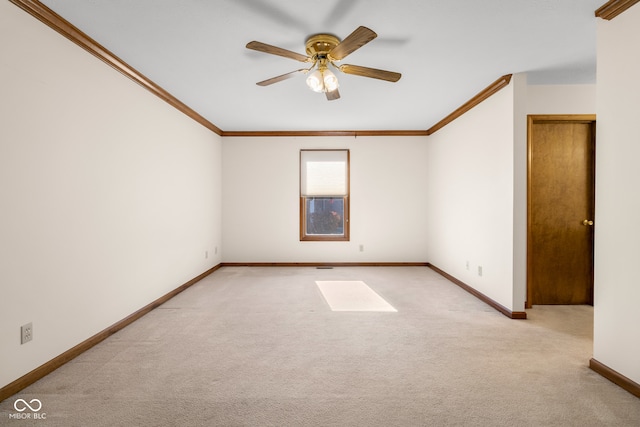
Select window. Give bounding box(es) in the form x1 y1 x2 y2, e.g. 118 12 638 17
300 149 349 241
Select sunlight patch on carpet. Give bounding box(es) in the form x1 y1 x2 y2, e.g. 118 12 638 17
316 281 397 312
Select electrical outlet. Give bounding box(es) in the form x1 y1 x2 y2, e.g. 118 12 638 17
205 250 209 259
466 261 470 270
21 322 33 344
478 266 483 277
215 246 218 254
359 244 364 252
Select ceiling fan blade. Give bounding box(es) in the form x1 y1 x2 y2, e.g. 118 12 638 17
256 69 306 86
325 88 341 101
329 26 377 60
338 64 401 82
246 41 311 63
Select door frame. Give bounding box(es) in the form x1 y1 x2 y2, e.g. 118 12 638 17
526 114 596 308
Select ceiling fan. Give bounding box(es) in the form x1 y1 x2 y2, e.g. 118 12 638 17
246 26 401 101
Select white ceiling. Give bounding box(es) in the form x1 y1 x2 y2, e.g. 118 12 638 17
40 0 604 132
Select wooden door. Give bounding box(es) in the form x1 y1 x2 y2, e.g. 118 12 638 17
527 115 596 306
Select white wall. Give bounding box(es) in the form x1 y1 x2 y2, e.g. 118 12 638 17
593 5 640 385
222 136 429 263
424 79 518 311
424 76 597 313
0 2 222 389
512 74 528 311
527 84 596 114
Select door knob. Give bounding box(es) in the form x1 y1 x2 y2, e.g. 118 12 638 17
582 219 594 226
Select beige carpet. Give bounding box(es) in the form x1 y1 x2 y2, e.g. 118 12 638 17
1 266 639 426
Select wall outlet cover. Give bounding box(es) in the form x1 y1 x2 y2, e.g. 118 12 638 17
21 322 33 344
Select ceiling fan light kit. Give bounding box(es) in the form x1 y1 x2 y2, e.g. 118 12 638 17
246 26 401 101
306 67 339 93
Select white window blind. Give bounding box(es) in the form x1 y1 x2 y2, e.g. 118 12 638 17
300 150 348 196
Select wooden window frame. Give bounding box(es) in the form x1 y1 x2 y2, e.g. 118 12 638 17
300 149 350 242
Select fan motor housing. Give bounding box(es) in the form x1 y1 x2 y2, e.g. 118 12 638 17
305 34 340 58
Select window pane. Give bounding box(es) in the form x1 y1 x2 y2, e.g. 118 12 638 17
305 197 344 236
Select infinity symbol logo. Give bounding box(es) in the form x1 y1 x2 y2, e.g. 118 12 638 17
13 398 42 412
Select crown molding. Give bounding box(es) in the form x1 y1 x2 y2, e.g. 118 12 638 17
426 74 513 136
11 0 512 139
225 74 512 138
221 130 429 137
9 0 223 136
595 0 640 20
